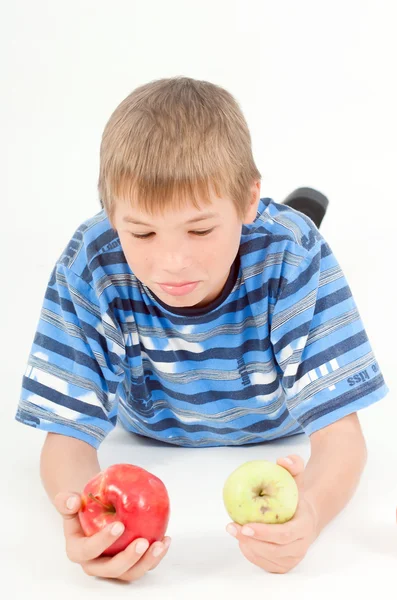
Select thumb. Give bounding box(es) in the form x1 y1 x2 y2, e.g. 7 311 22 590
276 455 305 489
54 491 82 520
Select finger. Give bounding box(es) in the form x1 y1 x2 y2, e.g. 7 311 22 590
82 537 152 579
227 522 302 545
63 513 86 540
82 537 150 579
247 542 300 573
66 521 126 563
54 492 83 540
54 492 82 519
148 537 172 571
238 535 306 560
240 543 290 574
277 454 305 479
124 537 172 580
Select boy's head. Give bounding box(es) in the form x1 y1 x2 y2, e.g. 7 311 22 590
98 76 261 309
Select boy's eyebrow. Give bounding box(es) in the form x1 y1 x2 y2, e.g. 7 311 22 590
122 212 219 226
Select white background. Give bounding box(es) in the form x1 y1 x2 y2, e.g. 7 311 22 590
1 1 397 598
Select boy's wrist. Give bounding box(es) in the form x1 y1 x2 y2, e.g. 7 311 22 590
303 489 322 538
40 433 100 505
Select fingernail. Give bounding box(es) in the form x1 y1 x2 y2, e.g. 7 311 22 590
241 526 255 536
135 540 149 554
226 524 237 537
152 544 164 557
283 457 293 465
164 538 171 549
111 522 125 536
66 496 77 510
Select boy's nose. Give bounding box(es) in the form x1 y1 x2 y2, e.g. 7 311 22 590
159 254 191 274
155 249 192 270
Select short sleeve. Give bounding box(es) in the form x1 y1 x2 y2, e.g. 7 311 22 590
16 263 125 449
270 237 389 436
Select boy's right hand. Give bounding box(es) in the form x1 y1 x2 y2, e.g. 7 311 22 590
54 492 171 582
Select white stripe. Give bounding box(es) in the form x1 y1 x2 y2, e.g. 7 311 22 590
308 369 318 382
319 364 329 376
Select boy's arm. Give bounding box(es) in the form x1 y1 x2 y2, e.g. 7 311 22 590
40 432 171 581
40 433 101 504
226 413 368 574
304 411 368 536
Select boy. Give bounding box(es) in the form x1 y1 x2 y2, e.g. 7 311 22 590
16 77 388 580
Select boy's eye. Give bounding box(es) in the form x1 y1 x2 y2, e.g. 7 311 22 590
131 233 153 239
131 228 214 240
191 229 214 236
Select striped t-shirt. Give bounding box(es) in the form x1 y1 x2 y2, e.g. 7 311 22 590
16 197 388 448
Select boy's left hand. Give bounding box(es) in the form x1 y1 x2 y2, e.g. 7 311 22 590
226 455 318 574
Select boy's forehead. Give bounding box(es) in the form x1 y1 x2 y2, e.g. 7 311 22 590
115 194 230 226
122 210 219 227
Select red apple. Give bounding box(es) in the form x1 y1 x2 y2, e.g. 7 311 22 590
78 463 170 556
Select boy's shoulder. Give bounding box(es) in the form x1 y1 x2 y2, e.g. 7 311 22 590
242 197 323 257
55 208 123 285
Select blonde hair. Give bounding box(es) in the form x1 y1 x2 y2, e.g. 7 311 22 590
98 77 261 225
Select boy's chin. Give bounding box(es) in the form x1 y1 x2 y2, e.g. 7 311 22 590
159 292 206 308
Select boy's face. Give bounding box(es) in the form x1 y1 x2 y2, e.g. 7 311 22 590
113 182 260 309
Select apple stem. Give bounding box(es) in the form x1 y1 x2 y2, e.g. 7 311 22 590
88 493 116 513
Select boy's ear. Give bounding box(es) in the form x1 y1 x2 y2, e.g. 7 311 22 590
242 180 261 224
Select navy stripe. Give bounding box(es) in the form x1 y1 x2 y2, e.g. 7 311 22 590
273 321 311 356
45 288 78 317
132 407 291 435
86 229 119 263
33 332 106 381
287 330 369 384
128 377 280 406
280 248 320 298
314 285 352 315
22 377 110 421
126 336 272 362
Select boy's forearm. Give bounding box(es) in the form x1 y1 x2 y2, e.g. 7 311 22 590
303 422 368 536
40 433 101 505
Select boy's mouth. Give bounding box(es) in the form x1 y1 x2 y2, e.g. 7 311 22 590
158 281 199 296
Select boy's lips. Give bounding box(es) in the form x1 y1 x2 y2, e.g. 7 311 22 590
159 281 197 287
158 281 200 296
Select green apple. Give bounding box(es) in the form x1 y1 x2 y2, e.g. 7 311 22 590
223 460 299 525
